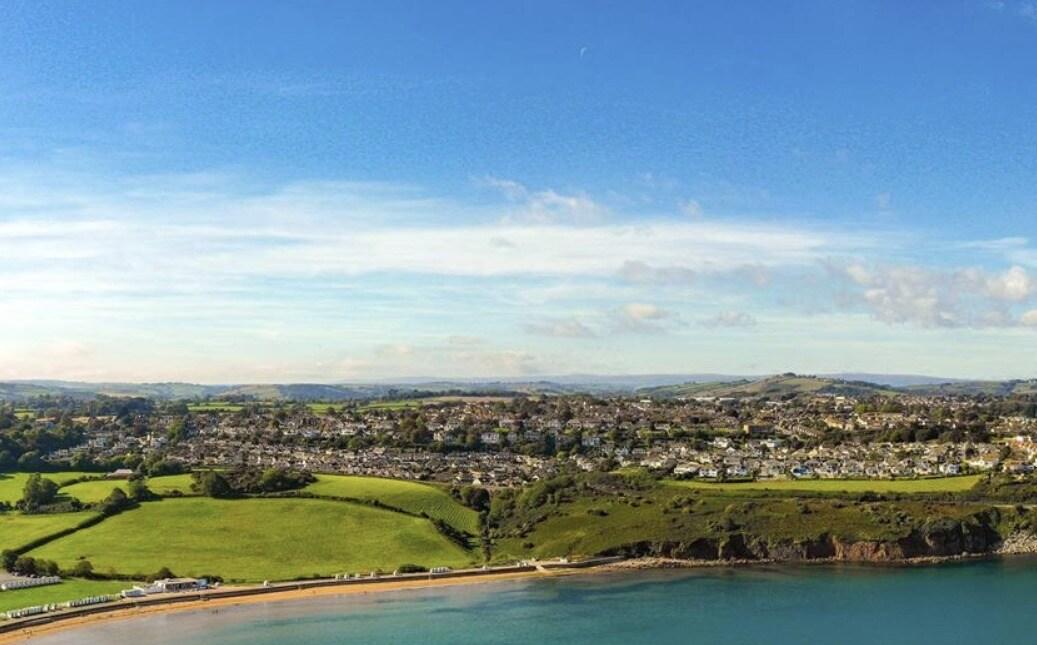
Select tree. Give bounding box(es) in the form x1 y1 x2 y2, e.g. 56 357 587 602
99 487 132 515
70 559 94 578
127 478 155 501
1 550 17 572
19 473 59 511
192 470 235 498
13 556 37 576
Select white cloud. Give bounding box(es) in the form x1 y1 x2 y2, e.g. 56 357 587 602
611 302 676 334
837 263 1036 328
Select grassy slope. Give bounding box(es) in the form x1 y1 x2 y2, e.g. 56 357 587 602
59 474 198 502
0 578 129 613
59 480 129 504
491 480 987 562
304 475 480 534
0 511 99 551
0 472 96 505
147 474 196 496
30 498 474 582
668 475 982 494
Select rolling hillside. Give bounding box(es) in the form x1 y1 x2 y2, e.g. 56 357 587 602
640 374 898 399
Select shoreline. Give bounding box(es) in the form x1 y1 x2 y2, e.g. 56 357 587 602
0 569 572 644
6 548 1037 643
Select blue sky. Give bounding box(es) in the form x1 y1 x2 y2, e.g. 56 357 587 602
2 0 1037 382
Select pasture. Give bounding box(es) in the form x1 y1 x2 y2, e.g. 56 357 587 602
29 497 475 582
0 472 97 505
0 511 99 552
304 474 480 534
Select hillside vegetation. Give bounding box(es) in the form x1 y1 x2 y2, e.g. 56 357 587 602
641 374 898 399
488 472 1013 563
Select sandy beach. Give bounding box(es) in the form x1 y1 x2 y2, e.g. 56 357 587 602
0 570 566 644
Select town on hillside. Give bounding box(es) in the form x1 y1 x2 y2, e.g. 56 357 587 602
4 376 1037 487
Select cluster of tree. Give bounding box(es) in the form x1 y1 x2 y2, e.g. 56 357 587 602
17 473 60 512
191 467 315 498
95 481 153 515
2 553 61 577
1 550 95 578
450 485 490 512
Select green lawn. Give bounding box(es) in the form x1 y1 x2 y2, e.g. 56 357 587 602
304 475 481 535
59 480 128 504
147 474 196 496
0 511 99 552
0 472 97 505
0 578 129 613
666 475 983 494
30 497 475 582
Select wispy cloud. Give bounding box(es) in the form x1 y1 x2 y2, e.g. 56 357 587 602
524 317 597 338
699 311 757 328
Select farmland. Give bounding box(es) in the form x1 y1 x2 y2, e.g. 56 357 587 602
0 472 96 505
0 511 98 552
29 497 475 582
667 475 983 494
146 474 196 496
304 474 481 534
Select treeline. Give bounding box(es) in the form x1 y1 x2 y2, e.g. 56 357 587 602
192 467 316 498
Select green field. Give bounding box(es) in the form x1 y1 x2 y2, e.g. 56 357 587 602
667 475 983 494
0 578 129 613
186 402 245 413
147 474 196 496
0 472 97 505
59 479 128 504
0 511 99 552
30 497 475 582
304 475 481 534
58 474 202 501
358 399 423 411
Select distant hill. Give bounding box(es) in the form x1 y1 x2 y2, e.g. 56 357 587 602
639 374 899 399
1 373 1033 402
900 379 1037 397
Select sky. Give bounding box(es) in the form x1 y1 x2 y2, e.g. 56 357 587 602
2 0 1037 383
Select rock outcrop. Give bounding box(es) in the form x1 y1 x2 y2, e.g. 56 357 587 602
606 511 1003 564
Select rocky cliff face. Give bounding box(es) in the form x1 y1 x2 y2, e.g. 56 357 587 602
607 512 1003 563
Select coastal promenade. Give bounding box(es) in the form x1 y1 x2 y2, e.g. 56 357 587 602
0 557 623 640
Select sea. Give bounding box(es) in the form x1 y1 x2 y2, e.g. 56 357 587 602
29 559 1037 644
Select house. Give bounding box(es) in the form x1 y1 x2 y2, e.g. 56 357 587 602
480 432 501 446
743 423 774 438
106 468 135 479
152 577 204 593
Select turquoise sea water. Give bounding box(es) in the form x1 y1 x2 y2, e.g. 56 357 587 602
30 560 1037 644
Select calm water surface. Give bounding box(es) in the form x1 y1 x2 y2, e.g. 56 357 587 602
31 560 1037 644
